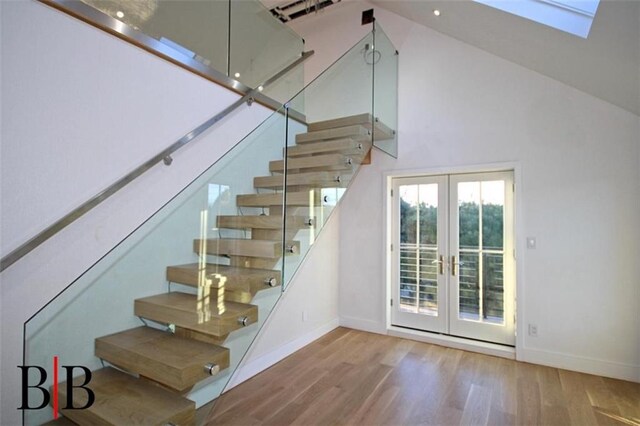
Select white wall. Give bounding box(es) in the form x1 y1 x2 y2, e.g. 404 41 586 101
228 210 341 388
0 1 340 424
292 1 640 382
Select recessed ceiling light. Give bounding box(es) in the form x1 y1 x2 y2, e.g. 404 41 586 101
234 72 241 78
116 10 124 18
258 86 264 92
433 9 441 16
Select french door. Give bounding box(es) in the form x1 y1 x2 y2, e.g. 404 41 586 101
390 171 515 346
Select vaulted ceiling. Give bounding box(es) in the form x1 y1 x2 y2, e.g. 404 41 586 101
266 0 640 115
370 0 640 115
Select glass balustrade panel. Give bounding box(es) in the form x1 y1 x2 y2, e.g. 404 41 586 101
373 24 399 158
230 0 304 102
23 109 292 425
77 0 305 96
80 0 229 72
282 32 376 287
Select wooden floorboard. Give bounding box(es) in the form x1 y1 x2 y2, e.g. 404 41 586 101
205 327 640 426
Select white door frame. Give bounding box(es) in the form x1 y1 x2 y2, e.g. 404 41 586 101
384 162 524 356
390 175 449 333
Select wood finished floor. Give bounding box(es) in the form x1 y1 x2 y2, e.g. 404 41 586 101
205 327 640 426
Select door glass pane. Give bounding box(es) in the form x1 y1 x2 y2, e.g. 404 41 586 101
483 252 504 323
481 180 505 324
482 181 504 250
458 182 480 320
459 252 480 320
399 184 438 315
458 182 480 250
457 179 506 324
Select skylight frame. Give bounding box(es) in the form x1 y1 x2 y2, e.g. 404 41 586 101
473 0 600 38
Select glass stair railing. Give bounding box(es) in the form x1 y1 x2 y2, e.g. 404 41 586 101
42 0 305 105
0 2 312 273
23 24 397 425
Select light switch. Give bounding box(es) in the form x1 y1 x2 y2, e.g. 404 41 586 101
526 237 536 249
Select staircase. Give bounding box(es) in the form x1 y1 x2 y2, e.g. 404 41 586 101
54 113 391 425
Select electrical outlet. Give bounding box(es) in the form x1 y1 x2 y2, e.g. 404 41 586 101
302 310 308 322
528 324 538 337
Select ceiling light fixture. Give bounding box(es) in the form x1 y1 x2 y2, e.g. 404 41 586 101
234 72 241 78
116 10 125 18
433 9 441 16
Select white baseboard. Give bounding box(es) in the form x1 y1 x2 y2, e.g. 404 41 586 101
387 326 516 359
518 347 640 383
341 316 639 383
227 318 340 389
339 315 386 334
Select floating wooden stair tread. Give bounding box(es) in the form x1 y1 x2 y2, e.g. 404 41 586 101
237 190 321 207
254 171 350 189
193 238 299 258
370 119 395 141
286 138 372 158
167 263 281 292
95 326 229 392
57 367 194 426
134 292 258 337
269 153 354 173
217 215 309 230
307 112 395 141
295 124 370 144
308 113 374 131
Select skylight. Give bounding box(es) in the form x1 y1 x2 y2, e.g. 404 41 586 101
473 0 600 38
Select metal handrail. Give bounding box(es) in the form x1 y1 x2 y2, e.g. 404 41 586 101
0 50 314 272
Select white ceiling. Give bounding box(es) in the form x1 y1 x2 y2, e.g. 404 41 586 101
371 0 640 115
266 0 640 115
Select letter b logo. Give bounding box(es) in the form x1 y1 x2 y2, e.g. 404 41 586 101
18 363 95 413
62 366 95 409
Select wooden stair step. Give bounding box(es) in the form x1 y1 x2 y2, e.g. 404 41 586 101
295 125 370 144
217 215 310 230
134 292 258 337
237 190 321 207
167 263 281 292
308 113 373 131
371 119 395 141
287 138 371 158
269 153 354 173
254 171 350 189
307 112 395 141
57 367 194 426
42 416 76 425
193 238 299 258
95 326 229 392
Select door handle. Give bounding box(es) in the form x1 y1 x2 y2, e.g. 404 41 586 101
451 255 465 276
431 255 444 275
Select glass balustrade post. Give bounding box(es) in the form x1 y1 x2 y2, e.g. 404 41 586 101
281 104 290 292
